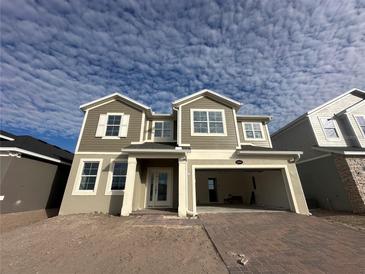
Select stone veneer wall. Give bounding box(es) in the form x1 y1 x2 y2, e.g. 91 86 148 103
334 155 365 214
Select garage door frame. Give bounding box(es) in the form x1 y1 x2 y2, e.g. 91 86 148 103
191 164 299 214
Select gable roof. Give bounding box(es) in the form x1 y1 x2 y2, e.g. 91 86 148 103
172 89 242 110
0 130 73 164
80 92 151 113
272 88 365 137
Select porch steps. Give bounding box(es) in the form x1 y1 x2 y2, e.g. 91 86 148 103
130 209 177 216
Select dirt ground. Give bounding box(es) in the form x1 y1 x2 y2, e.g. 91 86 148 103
0 214 227 274
311 209 365 231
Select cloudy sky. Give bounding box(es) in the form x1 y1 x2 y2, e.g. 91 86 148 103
1 0 365 151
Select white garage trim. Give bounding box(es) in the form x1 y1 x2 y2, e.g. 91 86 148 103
191 164 299 215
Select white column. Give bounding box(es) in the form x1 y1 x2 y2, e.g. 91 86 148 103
121 157 137 216
178 158 187 217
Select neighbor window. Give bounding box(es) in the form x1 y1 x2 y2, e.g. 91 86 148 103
154 121 173 140
111 162 128 191
192 110 225 135
320 118 339 139
105 115 122 136
355 116 365 135
243 122 264 140
79 162 100 190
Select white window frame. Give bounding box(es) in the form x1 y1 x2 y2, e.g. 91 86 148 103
152 120 174 142
105 159 128 195
72 158 103 195
242 122 265 141
102 112 124 139
319 116 342 141
354 115 365 137
190 109 227 136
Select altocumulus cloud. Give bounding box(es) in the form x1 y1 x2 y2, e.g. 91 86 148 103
1 0 365 150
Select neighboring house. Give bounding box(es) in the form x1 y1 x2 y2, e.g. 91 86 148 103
272 88 365 213
59 89 309 217
0 130 73 214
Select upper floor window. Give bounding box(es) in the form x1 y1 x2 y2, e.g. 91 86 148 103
106 115 121 136
153 121 173 141
355 115 365 135
320 117 340 139
95 113 130 138
191 109 226 136
243 122 264 140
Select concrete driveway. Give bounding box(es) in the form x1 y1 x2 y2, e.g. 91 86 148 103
200 212 365 273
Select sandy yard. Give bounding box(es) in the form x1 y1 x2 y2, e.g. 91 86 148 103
0 214 227 274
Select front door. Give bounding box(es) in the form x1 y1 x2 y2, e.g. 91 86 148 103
147 168 173 207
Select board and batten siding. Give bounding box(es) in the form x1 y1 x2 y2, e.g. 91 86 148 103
309 93 363 147
237 120 271 147
78 100 143 152
180 97 239 149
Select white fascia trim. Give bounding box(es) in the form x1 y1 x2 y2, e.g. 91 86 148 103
122 148 187 153
237 150 303 158
236 115 272 121
75 110 89 152
75 151 127 155
0 147 71 165
312 146 365 155
0 134 15 141
80 92 151 112
307 88 365 115
173 89 242 107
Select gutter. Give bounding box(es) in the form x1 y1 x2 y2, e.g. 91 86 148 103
313 146 365 156
237 150 303 162
121 148 189 153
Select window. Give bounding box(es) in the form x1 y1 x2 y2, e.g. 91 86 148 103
320 117 340 139
111 162 128 190
208 178 217 202
243 122 264 140
191 109 226 135
79 162 99 190
355 116 365 135
105 115 121 136
153 121 173 140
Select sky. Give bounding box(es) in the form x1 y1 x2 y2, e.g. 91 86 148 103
1 0 365 152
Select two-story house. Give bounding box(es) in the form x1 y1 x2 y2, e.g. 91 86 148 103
59 89 309 217
272 88 365 213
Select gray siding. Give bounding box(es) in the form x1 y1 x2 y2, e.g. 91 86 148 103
237 120 271 147
181 97 239 149
272 118 321 161
0 156 70 213
309 94 363 147
78 100 143 152
297 155 352 211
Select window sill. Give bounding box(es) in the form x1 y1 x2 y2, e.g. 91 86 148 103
105 190 125 196
245 138 266 141
191 133 227 137
101 136 121 139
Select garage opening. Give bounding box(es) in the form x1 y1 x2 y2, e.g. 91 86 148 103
195 169 292 213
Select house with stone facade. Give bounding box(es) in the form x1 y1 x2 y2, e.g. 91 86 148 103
272 88 365 213
59 89 310 217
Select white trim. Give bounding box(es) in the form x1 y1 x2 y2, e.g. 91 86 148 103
236 115 272 121
177 106 182 145
173 89 241 107
139 112 146 142
354 115 365 138
0 147 71 165
191 164 300 214
312 146 365 155
0 195 4 201
190 109 227 136
75 110 89 152
152 120 174 142
105 158 128 195
237 150 302 158
76 151 126 155
242 122 265 141
80 92 151 111
296 153 332 165
122 148 187 153
145 120 150 141
0 134 14 141
265 123 273 148
318 116 343 141
232 109 241 148
72 158 103 195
